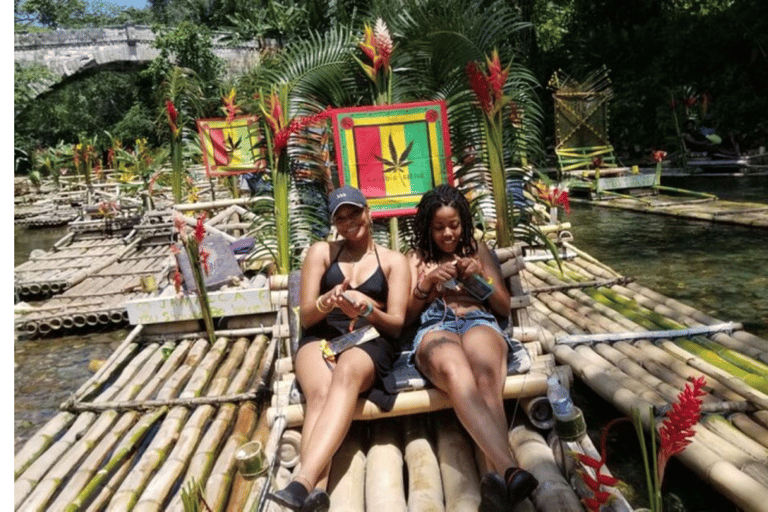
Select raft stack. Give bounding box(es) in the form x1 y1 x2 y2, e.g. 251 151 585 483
522 241 768 512
14 319 283 512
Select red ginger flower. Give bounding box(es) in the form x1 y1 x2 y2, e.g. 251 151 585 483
652 150 667 163
166 100 179 135
657 376 706 480
194 212 207 244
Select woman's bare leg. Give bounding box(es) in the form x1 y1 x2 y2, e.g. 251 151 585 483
463 326 509 436
294 347 375 488
415 331 515 474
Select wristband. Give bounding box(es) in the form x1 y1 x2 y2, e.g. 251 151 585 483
360 301 374 318
413 284 430 300
316 296 332 313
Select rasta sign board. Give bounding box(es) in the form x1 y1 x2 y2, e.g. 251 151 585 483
330 101 454 218
197 115 267 177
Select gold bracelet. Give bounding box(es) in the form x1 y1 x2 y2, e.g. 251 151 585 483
316 296 332 313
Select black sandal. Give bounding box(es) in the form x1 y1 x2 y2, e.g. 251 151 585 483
479 472 507 512
505 467 538 507
300 488 330 512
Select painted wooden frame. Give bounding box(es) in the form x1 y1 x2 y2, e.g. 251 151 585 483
197 115 266 177
330 101 454 218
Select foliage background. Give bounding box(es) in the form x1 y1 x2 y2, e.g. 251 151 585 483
14 0 768 172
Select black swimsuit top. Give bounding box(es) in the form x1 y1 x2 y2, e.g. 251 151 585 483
320 244 389 332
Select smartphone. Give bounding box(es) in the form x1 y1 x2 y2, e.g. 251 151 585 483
340 291 356 304
460 274 494 301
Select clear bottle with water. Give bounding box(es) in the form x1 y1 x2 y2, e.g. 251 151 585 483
547 375 574 420
547 374 587 441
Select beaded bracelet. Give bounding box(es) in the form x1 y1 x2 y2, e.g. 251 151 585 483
316 296 332 313
360 301 374 318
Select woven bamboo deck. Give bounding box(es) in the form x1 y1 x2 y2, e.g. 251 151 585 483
583 194 768 229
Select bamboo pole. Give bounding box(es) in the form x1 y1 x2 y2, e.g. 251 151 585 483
15 412 98 509
173 337 267 511
134 338 249 511
366 421 407 511
268 371 553 428
659 340 768 409
730 413 768 449
14 412 76 479
328 432 366 512
106 336 228 510
404 415 444 511
40 343 167 510
222 402 262 512
436 413 481 512
63 323 144 408
63 406 169 512
700 414 768 464
508 425 583 512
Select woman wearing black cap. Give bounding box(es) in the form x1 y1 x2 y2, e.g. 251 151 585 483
270 185 410 512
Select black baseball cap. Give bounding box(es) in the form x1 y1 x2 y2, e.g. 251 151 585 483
328 185 367 217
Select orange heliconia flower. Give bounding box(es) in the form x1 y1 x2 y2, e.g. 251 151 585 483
222 88 242 123
359 18 393 83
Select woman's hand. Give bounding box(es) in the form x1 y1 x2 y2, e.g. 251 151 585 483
456 256 483 279
422 259 460 291
336 289 371 319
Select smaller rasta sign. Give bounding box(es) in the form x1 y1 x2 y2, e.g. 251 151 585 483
197 115 266 177
330 101 454 218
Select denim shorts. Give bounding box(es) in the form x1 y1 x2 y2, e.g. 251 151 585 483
409 299 509 362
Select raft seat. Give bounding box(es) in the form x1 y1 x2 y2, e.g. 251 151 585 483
268 245 565 428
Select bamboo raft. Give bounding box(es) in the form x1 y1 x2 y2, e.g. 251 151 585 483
14 247 633 512
522 241 768 512
580 193 768 229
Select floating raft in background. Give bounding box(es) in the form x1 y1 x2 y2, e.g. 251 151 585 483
522 242 768 512
578 193 768 229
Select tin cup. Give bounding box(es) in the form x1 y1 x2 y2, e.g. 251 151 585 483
235 440 267 478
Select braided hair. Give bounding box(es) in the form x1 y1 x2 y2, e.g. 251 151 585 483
411 184 477 263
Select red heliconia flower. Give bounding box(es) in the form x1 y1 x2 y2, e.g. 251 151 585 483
194 212 207 244
485 49 507 104
166 100 179 134
466 49 509 116
683 96 697 108
658 376 706 480
582 497 602 512
653 150 667 163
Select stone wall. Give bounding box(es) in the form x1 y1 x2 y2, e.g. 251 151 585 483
14 25 267 79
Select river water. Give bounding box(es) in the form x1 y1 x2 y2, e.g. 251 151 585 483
13 174 767 510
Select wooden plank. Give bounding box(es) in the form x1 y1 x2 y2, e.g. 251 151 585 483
125 288 277 325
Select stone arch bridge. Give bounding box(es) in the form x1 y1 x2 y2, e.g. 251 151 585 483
15 25 268 91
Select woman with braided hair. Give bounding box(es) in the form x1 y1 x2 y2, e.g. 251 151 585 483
406 184 537 511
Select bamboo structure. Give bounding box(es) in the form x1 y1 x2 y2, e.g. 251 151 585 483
520 244 768 512
577 193 768 229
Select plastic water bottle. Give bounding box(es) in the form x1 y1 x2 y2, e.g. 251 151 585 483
547 375 586 441
547 375 574 420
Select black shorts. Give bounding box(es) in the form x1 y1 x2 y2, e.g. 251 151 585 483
299 322 398 411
